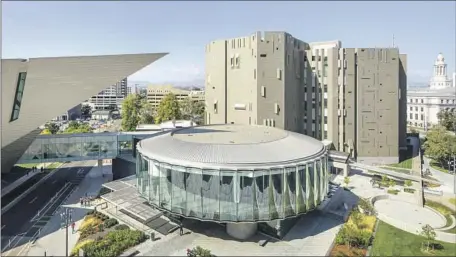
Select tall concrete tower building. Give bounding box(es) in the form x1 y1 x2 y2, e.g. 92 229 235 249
204 31 407 165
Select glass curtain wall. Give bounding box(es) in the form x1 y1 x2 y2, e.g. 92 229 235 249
137 155 329 222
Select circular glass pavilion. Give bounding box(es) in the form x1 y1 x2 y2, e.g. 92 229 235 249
136 124 329 238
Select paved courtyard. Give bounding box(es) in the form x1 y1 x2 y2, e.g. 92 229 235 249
133 211 343 256
374 199 446 229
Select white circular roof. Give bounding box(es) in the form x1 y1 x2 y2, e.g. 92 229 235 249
137 124 326 169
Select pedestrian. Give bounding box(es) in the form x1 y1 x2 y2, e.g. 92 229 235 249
71 222 75 234
41 166 44 173
80 197 83 206
179 223 184 236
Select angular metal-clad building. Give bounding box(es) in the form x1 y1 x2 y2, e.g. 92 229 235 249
136 124 329 239
1 53 167 173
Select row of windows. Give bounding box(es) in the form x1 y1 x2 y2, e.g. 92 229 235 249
408 98 456 104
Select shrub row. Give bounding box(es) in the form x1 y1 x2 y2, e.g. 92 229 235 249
104 218 119 228
115 224 130 231
335 225 372 248
81 229 147 257
404 188 416 194
387 189 399 195
87 210 109 221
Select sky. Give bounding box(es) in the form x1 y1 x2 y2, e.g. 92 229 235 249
2 1 455 86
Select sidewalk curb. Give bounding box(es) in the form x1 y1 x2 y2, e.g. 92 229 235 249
1 164 64 215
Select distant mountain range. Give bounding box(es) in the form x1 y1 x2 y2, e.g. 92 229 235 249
129 79 429 90
129 78 205 89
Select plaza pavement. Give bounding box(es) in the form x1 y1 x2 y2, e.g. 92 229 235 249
23 164 112 257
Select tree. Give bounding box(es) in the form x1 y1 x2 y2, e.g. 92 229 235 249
405 180 413 187
424 126 455 168
437 109 456 131
155 93 181 124
45 122 60 134
62 121 92 134
139 101 155 124
121 94 144 131
187 246 213 257
81 105 92 117
388 179 396 188
344 176 350 187
181 97 205 122
420 224 436 252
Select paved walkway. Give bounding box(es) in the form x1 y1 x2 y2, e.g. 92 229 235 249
374 199 446 229
25 164 112 257
423 156 455 193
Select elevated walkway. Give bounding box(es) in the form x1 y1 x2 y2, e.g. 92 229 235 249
350 162 441 185
16 131 165 164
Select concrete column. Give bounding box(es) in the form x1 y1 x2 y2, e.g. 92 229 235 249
226 223 258 240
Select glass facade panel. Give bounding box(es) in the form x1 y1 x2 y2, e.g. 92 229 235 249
270 168 283 219
297 165 307 214
186 167 202 218
201 169 220 220
254 170 270 221
284 167 296 218
219 170 236 221
315 160 321 206
307 163 315 210
159 163 172 209
171 165 186 215
149 160 160 205
238 171 254 221
140 156 149 197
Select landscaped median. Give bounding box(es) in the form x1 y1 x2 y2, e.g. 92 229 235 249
71 210 147 257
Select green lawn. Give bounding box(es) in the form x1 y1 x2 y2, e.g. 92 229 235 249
425 200 456 234
371 221 456 256
45 162 62 170
381 166 411 174
16 163 36 169
387 158 413 169
450 198 456 206
16 162 62 171
430 161 450 173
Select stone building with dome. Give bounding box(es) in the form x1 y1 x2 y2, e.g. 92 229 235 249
407 53 455 129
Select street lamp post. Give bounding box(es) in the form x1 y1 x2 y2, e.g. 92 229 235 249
60 207 73 257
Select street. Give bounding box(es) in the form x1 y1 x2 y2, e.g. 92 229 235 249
0 161 95 252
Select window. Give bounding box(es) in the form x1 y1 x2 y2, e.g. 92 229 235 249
312 56 315 61
421 114 424 120
409 107 412 111
421 99 423 103
415 114 418 120
10 72 27 122
274 103 280 114
415 107 418 111
276 68 282 80
235 56 240 67
230 57 234 67
324 84 328 93
261 86 266 97
421 107 424 112
214 101 218 114
254 69 256 79
409 113 412 119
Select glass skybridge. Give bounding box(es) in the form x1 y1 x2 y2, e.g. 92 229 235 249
16 131 162 164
